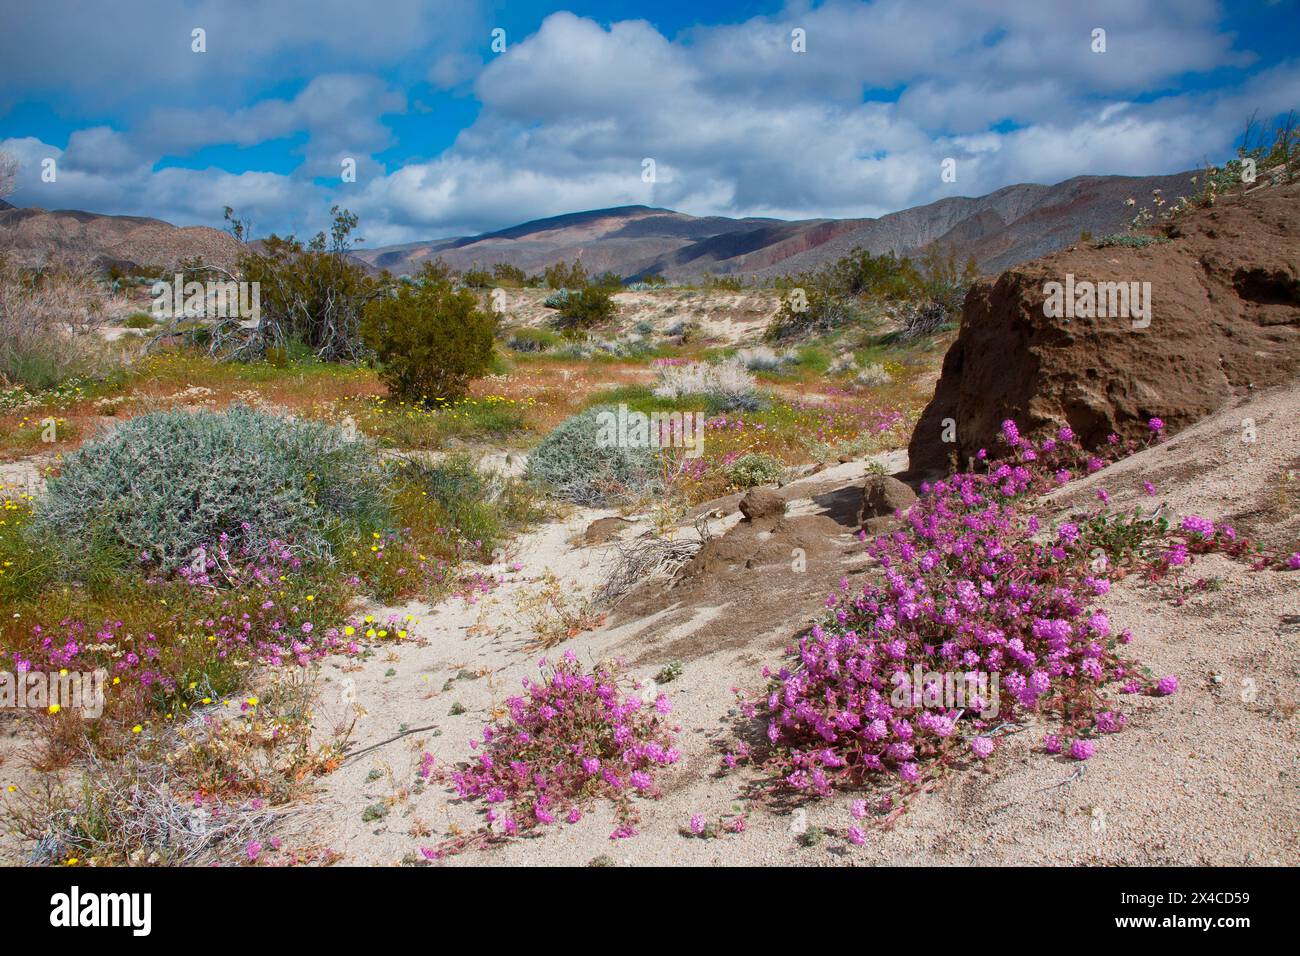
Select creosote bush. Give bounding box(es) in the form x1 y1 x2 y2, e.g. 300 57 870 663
766 244 977 342
545 286 617 334
39 404 388 571
219 206 380 361
361 279 495 403
526 405 660 505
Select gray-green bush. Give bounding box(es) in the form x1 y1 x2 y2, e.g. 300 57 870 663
525 406 660 505
39 404 389 571
726 452 784 488
506 327 563 352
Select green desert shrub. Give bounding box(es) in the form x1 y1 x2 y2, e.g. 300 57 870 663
507 327 563 353
546 287 616 334
727 452 784 488
1092 234 1170 249
766 245 976 342
361 279 496 402
460 268 494 289
394 455 501 558
764 286 855 341
227 205 380 361
590 270 624 291
491 262 528 287
544 259 589 290
701 274 744 292
38 404 389 571
526 406 660 505
393 454 546 559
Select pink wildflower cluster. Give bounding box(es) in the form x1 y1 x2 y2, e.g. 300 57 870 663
439 652 680 850
733 420 1188 795
16 543 349 706
987 418 1161 493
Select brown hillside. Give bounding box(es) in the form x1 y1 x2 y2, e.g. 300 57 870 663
0 206 243 272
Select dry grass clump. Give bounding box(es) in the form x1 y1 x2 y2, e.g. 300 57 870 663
652 357 761 411
518 571 607 647
0 255 122 392
6 671 351 866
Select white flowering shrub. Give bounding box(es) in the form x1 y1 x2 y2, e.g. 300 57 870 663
828 353 857 374
652 358 761 411
855 363 893 387
735 346 795 371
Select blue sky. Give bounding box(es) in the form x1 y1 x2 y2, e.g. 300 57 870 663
2 0 1298 247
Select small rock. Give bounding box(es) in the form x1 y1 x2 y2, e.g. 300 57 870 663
583 516 633 545
858 474 917 531
739 486 786 522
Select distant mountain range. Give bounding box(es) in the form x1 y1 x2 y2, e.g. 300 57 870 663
355 170 1200 279
0 169 1200 279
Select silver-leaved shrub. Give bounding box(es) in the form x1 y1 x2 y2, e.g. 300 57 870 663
40 404 389 571
525 406 660 506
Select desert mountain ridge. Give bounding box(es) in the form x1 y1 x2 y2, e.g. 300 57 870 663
0 168 1199 279
0 205 244 273
357 169 1200 279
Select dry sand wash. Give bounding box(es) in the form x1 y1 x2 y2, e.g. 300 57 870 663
306 387 1298 865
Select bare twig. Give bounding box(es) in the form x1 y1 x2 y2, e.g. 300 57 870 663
342 724 440 765
594 530 704 606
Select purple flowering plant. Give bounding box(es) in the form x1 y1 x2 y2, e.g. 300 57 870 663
433 651 680 854
721 417 1259 809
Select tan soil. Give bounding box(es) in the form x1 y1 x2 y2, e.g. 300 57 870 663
296 393 1299 864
